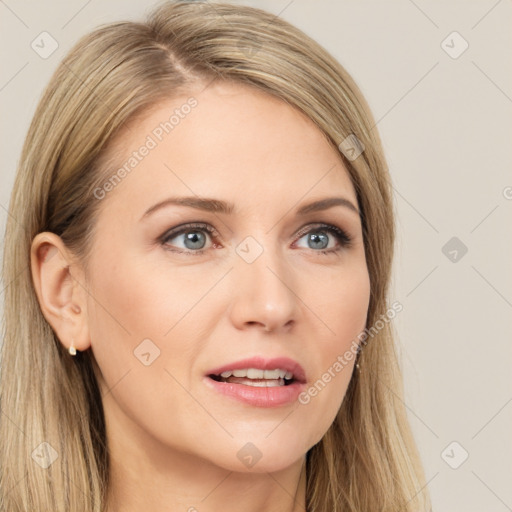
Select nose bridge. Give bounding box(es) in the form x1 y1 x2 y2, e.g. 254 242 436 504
229 233 298 331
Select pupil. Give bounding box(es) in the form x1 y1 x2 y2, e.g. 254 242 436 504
309 232 328 250
185 231 206 250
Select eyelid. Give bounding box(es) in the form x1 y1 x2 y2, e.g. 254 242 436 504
294 222 352 246
160 222 217 241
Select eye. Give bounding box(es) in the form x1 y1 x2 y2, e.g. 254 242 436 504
294 223 352 254
160 223 217 255
159 222 353 256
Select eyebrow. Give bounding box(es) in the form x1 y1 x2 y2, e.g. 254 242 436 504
141 195 360 220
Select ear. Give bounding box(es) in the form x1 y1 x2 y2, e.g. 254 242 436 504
30 232 91 354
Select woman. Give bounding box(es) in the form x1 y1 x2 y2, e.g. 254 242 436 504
0 1 431 511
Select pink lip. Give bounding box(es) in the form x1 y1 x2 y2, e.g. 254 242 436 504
204 356 307 408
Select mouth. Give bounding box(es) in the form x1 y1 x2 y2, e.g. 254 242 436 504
204 357 307 408
208 368 297 387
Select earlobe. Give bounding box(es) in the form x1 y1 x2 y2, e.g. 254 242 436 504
30 232 91 353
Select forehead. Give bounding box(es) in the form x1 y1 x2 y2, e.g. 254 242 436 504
97 80 357 218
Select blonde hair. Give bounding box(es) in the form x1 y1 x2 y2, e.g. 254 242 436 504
0 1 431 510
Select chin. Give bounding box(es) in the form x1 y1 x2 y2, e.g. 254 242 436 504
211 439 309 474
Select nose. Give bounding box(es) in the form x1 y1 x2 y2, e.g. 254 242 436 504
228 242 298 333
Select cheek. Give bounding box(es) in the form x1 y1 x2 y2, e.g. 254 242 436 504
297 263 370 438
84 249 174 389
313 261 371 349
84 250 207 439
85 248 227 395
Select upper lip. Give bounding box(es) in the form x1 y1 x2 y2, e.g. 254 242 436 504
207 356 307 383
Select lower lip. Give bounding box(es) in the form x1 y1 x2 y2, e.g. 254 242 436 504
203 376 306 408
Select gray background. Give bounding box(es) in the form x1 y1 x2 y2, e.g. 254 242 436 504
1 1 511 509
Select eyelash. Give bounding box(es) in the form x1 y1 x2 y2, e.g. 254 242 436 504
159 222 353 256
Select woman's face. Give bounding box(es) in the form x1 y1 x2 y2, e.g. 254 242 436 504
82 80 370 472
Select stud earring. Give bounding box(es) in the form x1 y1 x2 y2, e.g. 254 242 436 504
69 339 77 356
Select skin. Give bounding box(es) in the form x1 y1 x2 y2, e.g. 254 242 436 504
31 80 370 512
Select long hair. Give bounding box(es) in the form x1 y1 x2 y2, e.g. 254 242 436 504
0 1 431 510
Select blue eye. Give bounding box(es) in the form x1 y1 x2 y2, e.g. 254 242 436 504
160 223 216 254
160 222 352 256
295 224 352 253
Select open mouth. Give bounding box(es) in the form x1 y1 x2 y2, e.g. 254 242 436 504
208 368 296 387
204 362 307 407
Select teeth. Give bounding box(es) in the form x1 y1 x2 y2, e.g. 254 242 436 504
218 368 294 380
263 369 280 379
247 368 263 379
240 378 284 387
